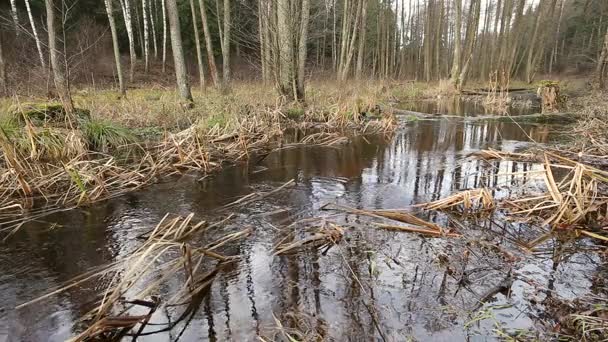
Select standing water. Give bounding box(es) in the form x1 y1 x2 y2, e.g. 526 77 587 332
0 102 602 341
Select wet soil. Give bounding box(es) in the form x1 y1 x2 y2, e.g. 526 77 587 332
0 102 605 342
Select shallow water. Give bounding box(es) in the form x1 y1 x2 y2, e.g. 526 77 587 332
0 108 604 341
397 95 540 116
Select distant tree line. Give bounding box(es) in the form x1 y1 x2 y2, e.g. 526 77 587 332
0 0 607 103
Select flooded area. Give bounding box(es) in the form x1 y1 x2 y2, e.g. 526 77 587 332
0 102 604 341
397 94 540 117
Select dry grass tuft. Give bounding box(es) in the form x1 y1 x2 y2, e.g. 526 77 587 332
417 188 495 212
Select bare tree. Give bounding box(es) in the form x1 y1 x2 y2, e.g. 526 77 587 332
142 0 150 72
9 0 19 35
597 27 608 89
165 0 193 104
450 0 462 88
199 0 219 86
25 0 47 69
161 0 167 72
355 0 368 79
45 0 74 114
222 0 231 85
189 0 205 90
297 0 311 96
119 0 137 82
104 0 126 96
0 33 6 95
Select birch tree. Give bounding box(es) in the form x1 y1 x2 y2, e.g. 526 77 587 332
165 0 194 104
119 0 137 81
149 0 158 59
190 0 206 90
104 0 126 96
161 0 167 72
25 0 47 69
297 0 311 96
450 0 462 87
9 0 19 35
45 0 74 115
142 0 150 72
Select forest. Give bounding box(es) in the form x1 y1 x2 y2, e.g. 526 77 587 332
1 0 608 341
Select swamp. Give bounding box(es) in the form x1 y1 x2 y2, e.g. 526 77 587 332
1 0 608 341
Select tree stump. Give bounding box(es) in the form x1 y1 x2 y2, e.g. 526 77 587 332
537 81 561 113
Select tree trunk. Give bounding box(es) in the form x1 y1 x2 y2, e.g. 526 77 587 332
25 0 46 70
277 0 294 100
526 2 544 83
165 0 194 104
297 0 311 99
355 0 368 79
119 0 137 82
222 0 231 86
161 0 167 73
190 0 205 90
596 27 608 89
450 0 462 87
9 0 19 35
45 0 74 115
105 0 127 96
150 0 158 59
142 0 150 73
198 0 219 86
0 34 6 96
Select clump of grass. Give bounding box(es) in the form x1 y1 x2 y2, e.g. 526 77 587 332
284 107 305 120
82 120 136 152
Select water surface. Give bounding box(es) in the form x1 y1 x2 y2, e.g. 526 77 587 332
0 108 602 341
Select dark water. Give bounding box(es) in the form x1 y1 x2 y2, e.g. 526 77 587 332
397 95 540 116
0 111 603 341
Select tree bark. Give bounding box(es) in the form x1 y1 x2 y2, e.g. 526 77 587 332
9 0 19 35
119 0 137 82
355 0 368 79
277 0 294 100
596 27 608 89
165 0 194 104
450 0 462 87
25 0 46 69
222 0 231 85
105 0 127 96
45 0 74 115
150 0 158 59
161 0 167 73
142 0 150 73
297 0 311 99
190 0 205 90
198 0 219 86
0 34 6 96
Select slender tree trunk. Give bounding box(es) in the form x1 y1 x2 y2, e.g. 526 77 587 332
526 2 544 83
45 0 74 114
355 0 368 79
450 0 462 87
105 0 126 96
119 0 137 82
596 27 608 89
142 0 150 73
277 0 294 99
150 0 158 59
190 0 205 90
165 0 194 103
25 0 46 70
9 0 19 35
161 0 167 72
0 34 6 96
297 0 311 99
199 0 219 86
222 0 231 85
